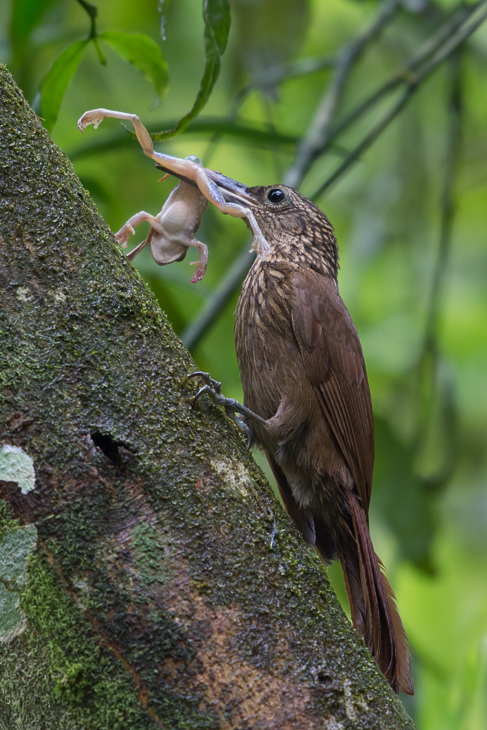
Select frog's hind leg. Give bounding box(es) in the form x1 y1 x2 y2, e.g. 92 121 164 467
177 232 208 283
189 239 209 283
126 232 152 262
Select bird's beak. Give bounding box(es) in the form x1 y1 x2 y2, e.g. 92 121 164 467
155 163 260 208
204 169 261 208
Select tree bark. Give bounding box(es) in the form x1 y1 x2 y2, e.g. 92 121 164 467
0 63 415 730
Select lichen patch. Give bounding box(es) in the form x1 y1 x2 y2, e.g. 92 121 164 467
0 444 36 493
47 287 67 302
0 524 38 642
211 458 253 498
15 286 34 302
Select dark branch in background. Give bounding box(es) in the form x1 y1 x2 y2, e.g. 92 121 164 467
412 51 463 488
311 1 487 199
286 0 401 189
69 119 300 160
237 54 336 103
321 1 478 154
422 58 462 357
181 247 255 352
181 0 401 349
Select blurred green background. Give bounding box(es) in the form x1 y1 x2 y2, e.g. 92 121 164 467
2 0 487 726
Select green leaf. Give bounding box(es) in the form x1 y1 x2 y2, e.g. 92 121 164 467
206 0 231 56
151 0 231 140
40 40 89 132
99 32 169 100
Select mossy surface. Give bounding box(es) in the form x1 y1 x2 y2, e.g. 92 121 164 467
0 64 415 729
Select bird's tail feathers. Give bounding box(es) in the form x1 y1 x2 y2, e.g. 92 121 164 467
342 491 414 695
264 450 413 694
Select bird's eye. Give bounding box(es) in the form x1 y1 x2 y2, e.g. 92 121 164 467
267 188 285 204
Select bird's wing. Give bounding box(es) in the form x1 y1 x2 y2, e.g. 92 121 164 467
291 270 374 510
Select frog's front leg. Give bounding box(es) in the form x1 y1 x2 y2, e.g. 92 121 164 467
115 211 164 248
78 109 199 178
191 167 270 257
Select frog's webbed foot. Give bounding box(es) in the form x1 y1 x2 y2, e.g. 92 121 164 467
78 108 154 157
188 371 267 447
187 238 208 283
115 223 136 247
78 109 113 132
189 260 207 284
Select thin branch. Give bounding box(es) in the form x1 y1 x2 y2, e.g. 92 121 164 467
423 60 462 356
311 2 487 199
286 0 401 189
76 0 98 39
238 3 480 165
181 248 254 349
75 0 106 64
237 54 336 103
324 1 478 150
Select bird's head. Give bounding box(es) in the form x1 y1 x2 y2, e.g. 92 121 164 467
209 173 339 280
158 162 339 280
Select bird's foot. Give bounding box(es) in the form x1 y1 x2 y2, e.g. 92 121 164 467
188 371 267 447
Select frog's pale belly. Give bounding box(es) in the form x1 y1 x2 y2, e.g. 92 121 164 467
161 186 208 238
150 234 187 265
149 180 208 266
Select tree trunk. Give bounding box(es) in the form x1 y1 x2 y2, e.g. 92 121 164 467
0 63 415 730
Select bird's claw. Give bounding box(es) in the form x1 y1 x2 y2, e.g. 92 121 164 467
188 371 266 447
188 371 222 397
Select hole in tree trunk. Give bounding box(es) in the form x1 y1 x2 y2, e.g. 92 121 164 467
91 431 127 465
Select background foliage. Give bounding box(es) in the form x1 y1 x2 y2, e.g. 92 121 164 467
2 0 487 726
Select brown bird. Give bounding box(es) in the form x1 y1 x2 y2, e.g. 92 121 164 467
183 169 413 693
195 177 414 695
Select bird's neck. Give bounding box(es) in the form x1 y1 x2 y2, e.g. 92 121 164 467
256 240 339 283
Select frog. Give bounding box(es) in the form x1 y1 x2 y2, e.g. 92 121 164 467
113 155 209 283
77 109 270 281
